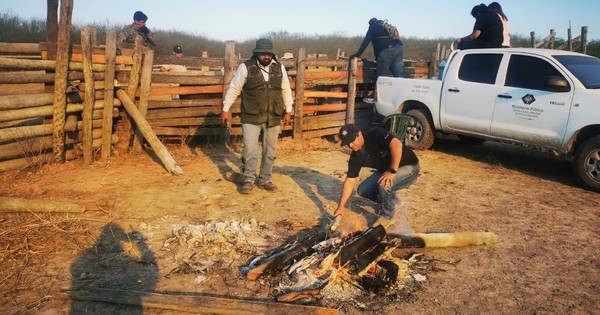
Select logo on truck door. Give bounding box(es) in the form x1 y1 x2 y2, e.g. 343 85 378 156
521 94 536 105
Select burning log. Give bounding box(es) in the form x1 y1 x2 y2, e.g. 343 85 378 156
241 228 328 281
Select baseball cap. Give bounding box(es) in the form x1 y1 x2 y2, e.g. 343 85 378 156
173 45 183 54
339 124 360 146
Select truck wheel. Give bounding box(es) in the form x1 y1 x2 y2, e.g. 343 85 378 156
457 135 487 145
573 135 600 192
406 109 434 150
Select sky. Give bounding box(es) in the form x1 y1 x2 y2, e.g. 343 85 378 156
1 0 599 42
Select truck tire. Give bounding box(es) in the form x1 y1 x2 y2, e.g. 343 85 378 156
406 109 435 150
573 135 600 192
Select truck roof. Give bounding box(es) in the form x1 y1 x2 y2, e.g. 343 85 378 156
453 47 594 59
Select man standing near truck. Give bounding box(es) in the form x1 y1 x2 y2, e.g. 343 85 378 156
331 124 420 230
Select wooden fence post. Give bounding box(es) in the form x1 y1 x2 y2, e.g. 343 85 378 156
550 29 555 49
293 47 305 139
345 57 357 124
52 0 73 163
530 31 535 48
133 49 154 151
116 36 143 150
101 30 116 159
221 40 236 143
81 26 94 165
581 26 588 54
46 0 58 60
567 28 573 51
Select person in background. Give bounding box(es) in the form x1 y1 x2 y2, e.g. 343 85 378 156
351 17 404 78
331 124 420 230
160 45 187 72
220 38 294 194
117 11 157 49
456 4 503 49
488 2 510 47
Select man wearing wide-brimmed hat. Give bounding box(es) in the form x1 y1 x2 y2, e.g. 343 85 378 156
220 38 294 194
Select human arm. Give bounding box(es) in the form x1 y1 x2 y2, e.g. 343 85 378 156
377 137 403 188
138 26 157 46
457 29 482 43
280 64 294 125
334 176 358 216
352 27 373 58
220 64 248 124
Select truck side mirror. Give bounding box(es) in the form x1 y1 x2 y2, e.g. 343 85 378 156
544 76 570 92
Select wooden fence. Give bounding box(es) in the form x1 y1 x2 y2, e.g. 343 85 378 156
0 29 431 172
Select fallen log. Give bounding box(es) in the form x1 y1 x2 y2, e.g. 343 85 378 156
60 288 340 315
116 89 183 175
387 232 500 248
0 196 85 213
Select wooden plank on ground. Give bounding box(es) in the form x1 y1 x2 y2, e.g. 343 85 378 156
61 288 340 315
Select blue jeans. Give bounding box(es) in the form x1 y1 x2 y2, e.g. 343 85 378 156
357 164 420 218
242 123 280 185
376 45 404 78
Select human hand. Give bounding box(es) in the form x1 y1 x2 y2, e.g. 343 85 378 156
220 111 229 125
138 26 150 35
283 113 292 125
377 171 395 189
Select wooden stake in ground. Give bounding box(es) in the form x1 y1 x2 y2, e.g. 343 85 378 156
0 197 85 213
116 89 183 175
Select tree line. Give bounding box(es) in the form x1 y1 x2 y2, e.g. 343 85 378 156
1 11 598 60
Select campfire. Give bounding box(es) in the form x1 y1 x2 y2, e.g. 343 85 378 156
240 224 499 302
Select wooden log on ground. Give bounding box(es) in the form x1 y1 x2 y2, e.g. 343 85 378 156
60 288 340 315
116 89 183 175
0 196 85 213
386 232 500 247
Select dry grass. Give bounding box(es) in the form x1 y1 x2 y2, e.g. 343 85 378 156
0 213 99 314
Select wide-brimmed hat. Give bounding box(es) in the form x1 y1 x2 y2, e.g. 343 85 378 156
252 38 274 54
339 124 360 146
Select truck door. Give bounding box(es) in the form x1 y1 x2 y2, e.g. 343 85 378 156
442 53 503 136
491 54 573 148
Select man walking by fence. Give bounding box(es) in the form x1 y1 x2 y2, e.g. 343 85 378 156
220 38 294 194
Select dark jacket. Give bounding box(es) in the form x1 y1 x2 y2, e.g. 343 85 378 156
240 59 286 127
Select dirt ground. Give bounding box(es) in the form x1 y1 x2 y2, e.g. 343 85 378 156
0 135 598 314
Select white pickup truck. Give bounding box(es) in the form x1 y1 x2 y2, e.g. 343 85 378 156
374 48 600 192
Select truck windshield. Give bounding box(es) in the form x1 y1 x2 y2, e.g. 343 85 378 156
553 55 600 89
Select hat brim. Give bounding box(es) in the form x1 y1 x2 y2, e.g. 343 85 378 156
253 49 274 54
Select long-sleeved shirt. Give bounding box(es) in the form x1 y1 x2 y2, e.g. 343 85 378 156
222 59 293 113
